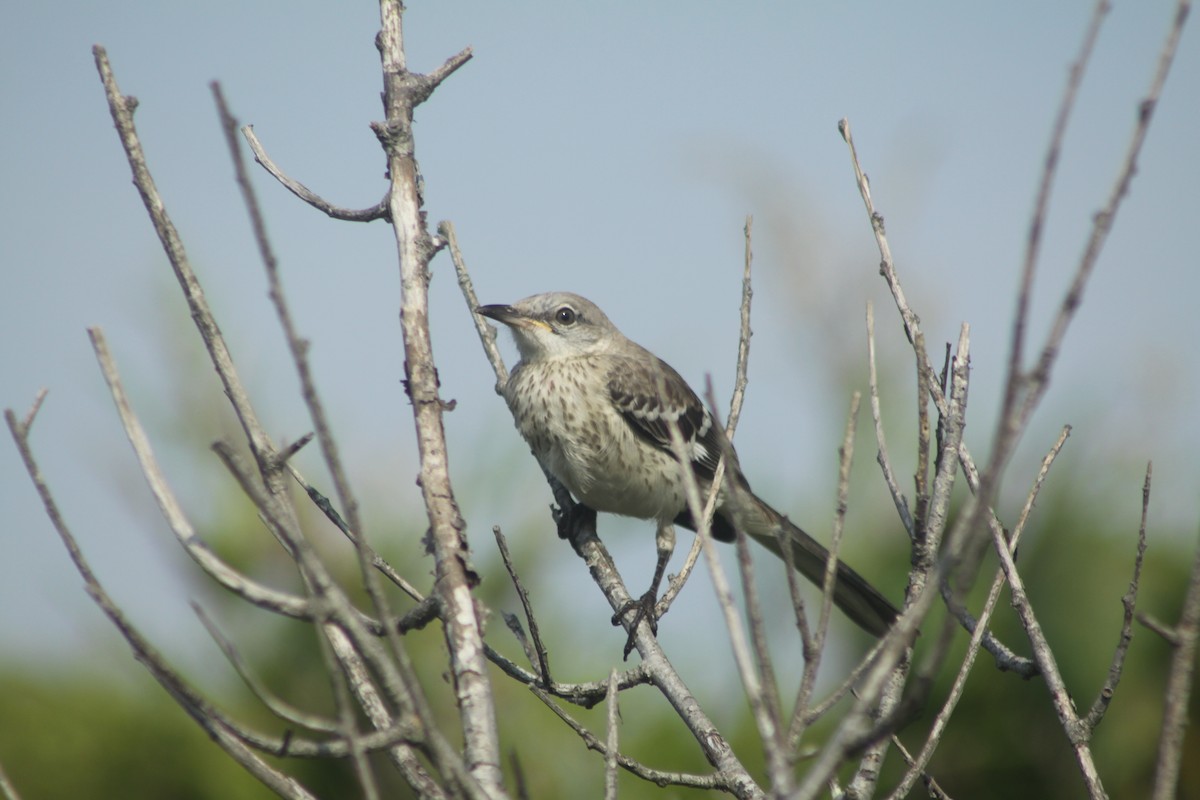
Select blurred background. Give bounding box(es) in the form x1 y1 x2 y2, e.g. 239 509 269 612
1 2 1197 797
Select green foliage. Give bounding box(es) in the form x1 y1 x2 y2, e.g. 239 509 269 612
0 670 275 799
2 472 1196 798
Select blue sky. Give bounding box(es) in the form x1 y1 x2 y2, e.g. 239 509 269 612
1 3 1196 682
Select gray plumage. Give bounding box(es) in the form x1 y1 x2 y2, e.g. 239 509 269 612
478 291 897 636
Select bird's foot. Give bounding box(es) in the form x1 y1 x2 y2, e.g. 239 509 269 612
553 500 597 543
612 588 660 660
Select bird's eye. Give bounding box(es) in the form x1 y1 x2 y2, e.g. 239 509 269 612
555 306 577 325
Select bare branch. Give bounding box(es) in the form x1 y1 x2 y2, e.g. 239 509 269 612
92 46 284 487
1081 462 1151 732
83 330 341 629
240 125 390 221
1020 0 1191 434
866 302 915 539
215 91 436 781
214 85 365 540
192 603 340 735
889 425 1070 798
727 214 755 435
851 321 969 798
16 388 48 432
493 525 552 686
4 409 322 800
552 498 763 796
1138 612 1179 646
821 395 863 648
209 445 429 798
988 491 1104 796
796 634 889 728
426 46 475 91
443 220 509 387
603 670 620 800
87 74 419 790
528 687 726 792
373 2 500 791
1008 0 1110 406
659 219 756 614
660 381 781 793
1150 523 1200 800
286 465 427 604
791 329 969 799
913 328 931 536
887 734 953 800
730 468 787 788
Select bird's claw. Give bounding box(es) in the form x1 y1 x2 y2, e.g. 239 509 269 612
554 501 597 542
612 589 660 659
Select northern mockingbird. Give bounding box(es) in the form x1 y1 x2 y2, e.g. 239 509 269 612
478 292 898 645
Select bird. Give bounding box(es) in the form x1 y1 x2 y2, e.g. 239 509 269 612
477 291 898 649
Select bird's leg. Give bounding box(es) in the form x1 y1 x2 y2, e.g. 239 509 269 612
613 522 675 659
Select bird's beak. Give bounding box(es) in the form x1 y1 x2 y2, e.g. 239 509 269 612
476 304 550 332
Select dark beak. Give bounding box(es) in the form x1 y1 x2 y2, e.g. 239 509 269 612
476 304 518 324
477 304 550 333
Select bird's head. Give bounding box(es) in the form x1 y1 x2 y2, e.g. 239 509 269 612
477 292 620 361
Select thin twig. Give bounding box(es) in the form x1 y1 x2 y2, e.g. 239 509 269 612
866 302 915 539
214 84 365 546
89 61 389 777
81 330 323 621
604 670 620 800
1081 461 1150 732
528 687 726 792
241 125 390 222
789 394 872 749
853 319 967 798
659 391 757 703
212 441 466 798
1006 0 1110 415
493 525 552 685
550 490 763 796
798 635 889 727
442 220 509 388
94 64 397 780
887 734 953 800
5 408 322 800
193 603 341 734
286 464 426 603
913 328 931 539
840 115 1071 676
18 388 48 431
821 395 863 651
728 214 755 435
980 4 1189 793
93 46 281 484
585 529 764 796
659 219 756 613
1149 523 1200 800
889 425 1070 799
1019 0 1189 437
731 478 787 785
228 75 460 787
987 492 1104 796
217 94 425 753
792 329 969 800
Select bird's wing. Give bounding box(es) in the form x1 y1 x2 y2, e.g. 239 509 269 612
605 354 725 482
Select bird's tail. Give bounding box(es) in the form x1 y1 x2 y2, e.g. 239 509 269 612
740 496 900 637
